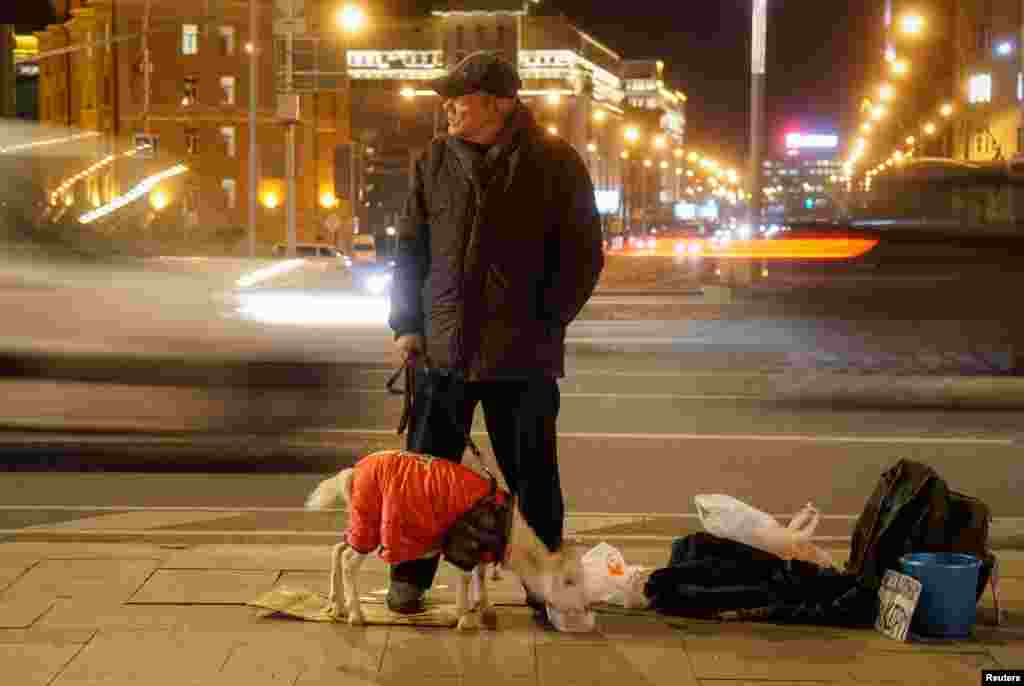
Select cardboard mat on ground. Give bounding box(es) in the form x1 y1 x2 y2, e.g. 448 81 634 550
248 585 458 626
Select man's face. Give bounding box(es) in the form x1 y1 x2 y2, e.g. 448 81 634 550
443 92 502 141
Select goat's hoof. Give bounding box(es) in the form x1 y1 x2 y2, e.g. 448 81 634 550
328 602 343 620
348 609 366 626
481 607 498 630
457 613 479 632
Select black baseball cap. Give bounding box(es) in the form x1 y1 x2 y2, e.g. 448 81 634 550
430 51 521 98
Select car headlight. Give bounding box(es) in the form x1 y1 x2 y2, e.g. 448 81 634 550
646 238 656 249
674 241 687 254
366 273 393 294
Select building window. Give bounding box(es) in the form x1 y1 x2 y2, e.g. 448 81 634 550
220 126 237 157
476 25 487 49
222 178 237 209
220 76 236 105
968 73 992 103
456 25 465 51
182 24 199 55
218 26 235 56
183 76 198 105
977 24 991 52
185 128 199 154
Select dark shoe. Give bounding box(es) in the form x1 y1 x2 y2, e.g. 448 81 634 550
386 580 426 615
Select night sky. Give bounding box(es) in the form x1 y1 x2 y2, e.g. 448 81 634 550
551 0 885 166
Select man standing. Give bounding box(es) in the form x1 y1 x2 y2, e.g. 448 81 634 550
386 51 604 623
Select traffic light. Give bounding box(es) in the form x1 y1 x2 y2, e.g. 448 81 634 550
804 197 814 210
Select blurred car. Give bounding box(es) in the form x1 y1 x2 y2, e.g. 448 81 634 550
351 234 377 264
702 158 1024 371
272 242 352 269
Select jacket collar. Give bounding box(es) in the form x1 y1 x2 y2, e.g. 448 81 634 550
446 102 537 189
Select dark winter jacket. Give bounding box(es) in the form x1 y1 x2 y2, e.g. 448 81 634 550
388 104 605 380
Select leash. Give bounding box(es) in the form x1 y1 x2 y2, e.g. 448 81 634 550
386 352 482 460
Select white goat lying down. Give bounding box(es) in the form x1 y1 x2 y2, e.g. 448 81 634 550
305 449 588 630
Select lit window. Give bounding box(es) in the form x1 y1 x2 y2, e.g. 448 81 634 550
182 76 198 105
220 76 236 105
222 178 237 209
219 26 236 56
220 126 236 158
968 73 992 103
185 128 199 154
182 24 199 55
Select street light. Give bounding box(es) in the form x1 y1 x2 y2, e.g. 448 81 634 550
891 59 909 76
624 126 640 143
336 4 367 33
320 191 338 209
262 191 280 209
586 142 597 152
923 122 937 135
871 104 887 121
593 109 606 123
899 13 924 36
879 83 894 100
653 135 667 150
546 93 561 105
905 135 916 146
861 122 873 134
547 125 558 135
940 103 954 117
400 86 416 99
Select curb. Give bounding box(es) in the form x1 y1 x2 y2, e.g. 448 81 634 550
771 373 1024 411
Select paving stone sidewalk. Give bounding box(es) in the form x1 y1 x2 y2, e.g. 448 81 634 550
1 541 1021 686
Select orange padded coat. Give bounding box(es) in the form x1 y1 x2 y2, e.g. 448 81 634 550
345 450 506 564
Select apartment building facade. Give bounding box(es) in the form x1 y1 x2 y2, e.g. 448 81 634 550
34 0 351 250
951 0 1024 161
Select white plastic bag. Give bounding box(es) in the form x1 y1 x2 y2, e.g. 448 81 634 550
580 542 651 609
694 495 836 569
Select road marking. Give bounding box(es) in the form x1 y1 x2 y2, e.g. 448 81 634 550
342 389 757 401
350 368 780 379
305 428 1017 446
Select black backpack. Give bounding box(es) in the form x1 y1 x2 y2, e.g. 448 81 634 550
846 459 997 602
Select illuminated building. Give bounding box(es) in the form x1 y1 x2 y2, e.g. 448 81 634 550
33 0 348 248
761 130 844 223
952 0 1021 161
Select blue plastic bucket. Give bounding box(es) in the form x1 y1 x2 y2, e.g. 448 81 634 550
898 553 981 638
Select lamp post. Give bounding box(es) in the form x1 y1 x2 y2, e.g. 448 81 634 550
749 0 767 231
280 4 366 257
247 0 258 257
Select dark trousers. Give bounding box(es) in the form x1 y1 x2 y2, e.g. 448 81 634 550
390 368 564 590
